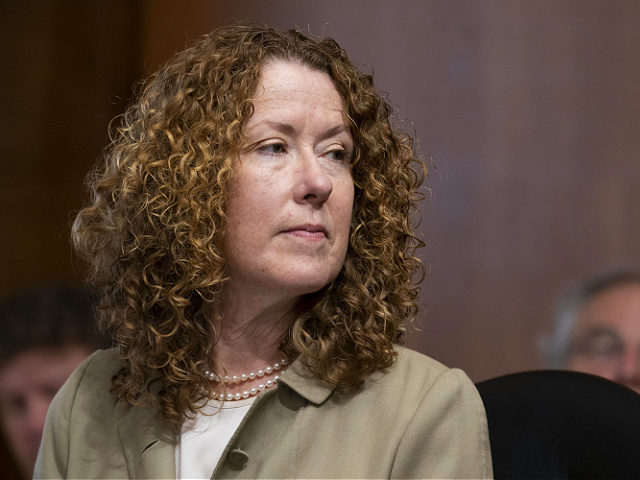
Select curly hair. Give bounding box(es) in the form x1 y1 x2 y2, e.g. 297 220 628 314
72 25 426 426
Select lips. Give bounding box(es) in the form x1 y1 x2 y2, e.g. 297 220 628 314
282 224 328 239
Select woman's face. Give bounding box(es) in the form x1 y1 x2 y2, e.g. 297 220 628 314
222 60 354 301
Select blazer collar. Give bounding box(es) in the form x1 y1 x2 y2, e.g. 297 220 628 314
114 357 336 479
278 357 337 405
117 401 176 479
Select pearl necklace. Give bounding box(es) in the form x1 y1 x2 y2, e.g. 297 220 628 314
205 358 288 401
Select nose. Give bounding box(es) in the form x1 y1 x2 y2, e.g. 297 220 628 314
292 151 333 206
614 347 640 386
27 393 51 437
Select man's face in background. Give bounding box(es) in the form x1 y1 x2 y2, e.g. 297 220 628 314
0 344 90 477
566 283 640 394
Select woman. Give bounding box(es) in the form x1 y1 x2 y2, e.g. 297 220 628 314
35 26 492 479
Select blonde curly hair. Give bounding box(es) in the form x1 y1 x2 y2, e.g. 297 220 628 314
72 25 426 425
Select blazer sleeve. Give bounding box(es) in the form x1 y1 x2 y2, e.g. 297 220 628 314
390 368 493 479
33 350 100 479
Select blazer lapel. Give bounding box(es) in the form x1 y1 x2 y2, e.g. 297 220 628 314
117 402 176 479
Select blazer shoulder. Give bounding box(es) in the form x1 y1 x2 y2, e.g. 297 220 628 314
386 345 456 389
77 348 122 387
45 348 122 431
376 346 483 414
48 348 119 411
34 349 123 478
393 344 449 372
386 347 493 479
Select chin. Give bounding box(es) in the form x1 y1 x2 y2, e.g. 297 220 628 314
284 278 335 296
274 268 340 297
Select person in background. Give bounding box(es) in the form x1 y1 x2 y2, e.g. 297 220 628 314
0 285 105 477
545 268 640 394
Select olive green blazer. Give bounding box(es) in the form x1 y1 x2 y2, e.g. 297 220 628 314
35 347 493 479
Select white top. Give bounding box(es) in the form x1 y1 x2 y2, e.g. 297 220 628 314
176 397 255 479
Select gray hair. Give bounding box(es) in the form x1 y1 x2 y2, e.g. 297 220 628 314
544 267 640 368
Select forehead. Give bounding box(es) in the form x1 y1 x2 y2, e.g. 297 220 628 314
0 345 90 394
575 283 640 341
251 59 344 112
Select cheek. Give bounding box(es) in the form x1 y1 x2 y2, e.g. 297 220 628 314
567 357 616 379
227 164 281 211
224 181 284 255
336 182 355 231
226 179 264 229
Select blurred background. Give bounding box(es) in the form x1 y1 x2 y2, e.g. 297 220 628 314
2 0 640 384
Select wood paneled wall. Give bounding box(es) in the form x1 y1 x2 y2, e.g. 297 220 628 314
3 0 639 381
138 0 640 380
0 1 140 295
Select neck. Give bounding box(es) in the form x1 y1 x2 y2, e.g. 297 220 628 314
208 283 298 376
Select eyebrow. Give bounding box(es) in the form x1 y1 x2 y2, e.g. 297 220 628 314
259 121 296 135
320 124 351 140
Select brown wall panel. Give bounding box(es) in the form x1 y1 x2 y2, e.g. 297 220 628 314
138 0 640 380
0 1 141 297
3 1 640 382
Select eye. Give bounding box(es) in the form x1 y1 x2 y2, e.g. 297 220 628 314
571 331 625 359
257 142 287 155
2 394 26 415
326 148 351 163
